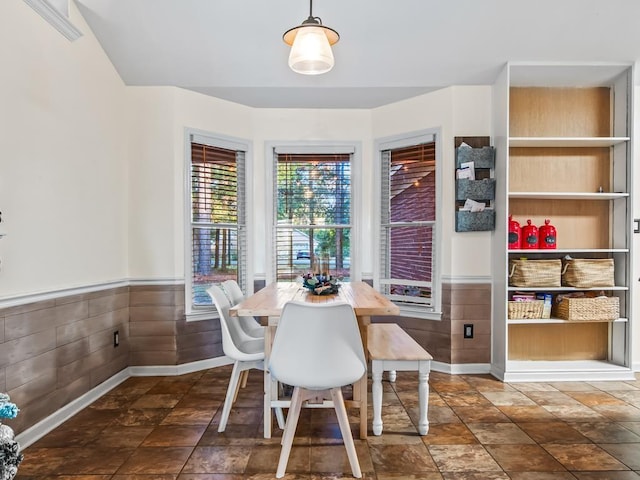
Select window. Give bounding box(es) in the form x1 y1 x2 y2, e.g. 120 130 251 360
273 152 352 282
186 132 248 315
378 131 441 318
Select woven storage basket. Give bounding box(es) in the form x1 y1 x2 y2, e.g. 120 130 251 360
508 300 544 319
553 296 619 321
561 258 614 288
509 259 561 287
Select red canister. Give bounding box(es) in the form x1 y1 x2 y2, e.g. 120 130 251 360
538 219 557 249
521 219 539 249
508 215 521 249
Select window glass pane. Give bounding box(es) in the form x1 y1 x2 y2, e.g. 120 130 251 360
190 141 244 310
276 227 350 281
388 225 433 301
275 153 351 282
380 139 436 308
390 143 435 222
191 227 238 306
191 144 238 224
277 155 350 226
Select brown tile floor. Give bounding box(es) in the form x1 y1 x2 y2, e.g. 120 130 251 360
14 367 640 479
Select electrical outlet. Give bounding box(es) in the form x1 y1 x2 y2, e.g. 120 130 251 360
113 330 119 347
463 324 474 339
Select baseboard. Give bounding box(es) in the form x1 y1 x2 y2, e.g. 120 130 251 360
128 357 233 376
431 361 491 375
16 357 234 450
15 369 130 449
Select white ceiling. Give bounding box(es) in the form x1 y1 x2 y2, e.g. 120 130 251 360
74 0 640 109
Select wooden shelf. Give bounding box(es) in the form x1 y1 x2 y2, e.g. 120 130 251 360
509 137 629 147
508 317 628 325
507 286 628 292
508 192 628 200
508 248 628 254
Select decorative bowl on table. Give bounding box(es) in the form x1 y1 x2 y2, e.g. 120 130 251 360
302 274 340 295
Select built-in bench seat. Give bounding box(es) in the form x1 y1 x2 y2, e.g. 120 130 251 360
367 323 433 435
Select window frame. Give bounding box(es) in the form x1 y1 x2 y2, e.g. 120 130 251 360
374 128 443 320
184 128 253 320
265 142 361 284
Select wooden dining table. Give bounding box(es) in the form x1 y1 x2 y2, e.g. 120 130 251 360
229 280 400 439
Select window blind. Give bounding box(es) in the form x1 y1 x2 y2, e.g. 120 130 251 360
274 153 351 281
190 142 245 307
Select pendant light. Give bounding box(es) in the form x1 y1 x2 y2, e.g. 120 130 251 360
283 0 339 75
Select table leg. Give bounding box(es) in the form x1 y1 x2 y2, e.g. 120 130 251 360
263 324 275 439
357 315 370 439
418 362 430 435
371 361 383 436
359 372 368 439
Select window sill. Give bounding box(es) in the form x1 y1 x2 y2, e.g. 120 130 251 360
397 303 442 321
186 310 218 322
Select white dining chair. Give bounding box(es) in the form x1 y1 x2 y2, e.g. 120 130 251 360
221 279 265 339
268 301 366 478
207 285 284 432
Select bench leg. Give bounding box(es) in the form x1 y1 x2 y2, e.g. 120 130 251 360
418 362 430 435
371 361 384 436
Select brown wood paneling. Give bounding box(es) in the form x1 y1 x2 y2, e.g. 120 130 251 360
129 335 176 352
130 321 177 337
508 322 609 360
129 305 183 322
5 350 57 390
89 292 130 316
55 338 91 366
130 351 178 366
0 330 57 370
4 301 89 340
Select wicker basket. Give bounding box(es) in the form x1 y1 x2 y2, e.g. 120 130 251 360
508 259 561 287
508 300 544 319
553 296 619 322
561 258 614 288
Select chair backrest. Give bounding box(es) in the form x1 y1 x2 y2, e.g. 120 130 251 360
207 284 256 360
222 279 245 306
269 301 366 390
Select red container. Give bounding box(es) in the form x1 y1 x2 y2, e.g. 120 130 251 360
508 215 521 249
539 219 557 249
521 219 539 249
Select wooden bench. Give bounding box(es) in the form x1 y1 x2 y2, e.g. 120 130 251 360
367 323 433 435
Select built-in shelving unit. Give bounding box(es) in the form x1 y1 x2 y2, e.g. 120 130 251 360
491 63 635 382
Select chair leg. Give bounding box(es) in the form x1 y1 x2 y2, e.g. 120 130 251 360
233 369 249 404
331 387 362 478
275 406 286 430
218 361 243 432
240 369 249 388
276 386 304 478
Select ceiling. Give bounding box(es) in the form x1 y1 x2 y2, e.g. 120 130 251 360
74 0 640 109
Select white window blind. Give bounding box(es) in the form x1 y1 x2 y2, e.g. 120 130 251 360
189 142 246 309
274 153 352 282
380 142 436 308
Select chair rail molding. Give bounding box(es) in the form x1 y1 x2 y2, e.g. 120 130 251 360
23 0 82 41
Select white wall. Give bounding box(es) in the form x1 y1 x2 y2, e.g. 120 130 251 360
371 86 494 278
250 108 373 278
0 1 128 299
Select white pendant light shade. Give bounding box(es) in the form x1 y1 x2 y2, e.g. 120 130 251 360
283 0 339 75
288 26 335 75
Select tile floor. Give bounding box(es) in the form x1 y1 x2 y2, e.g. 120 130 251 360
14 366 640 479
